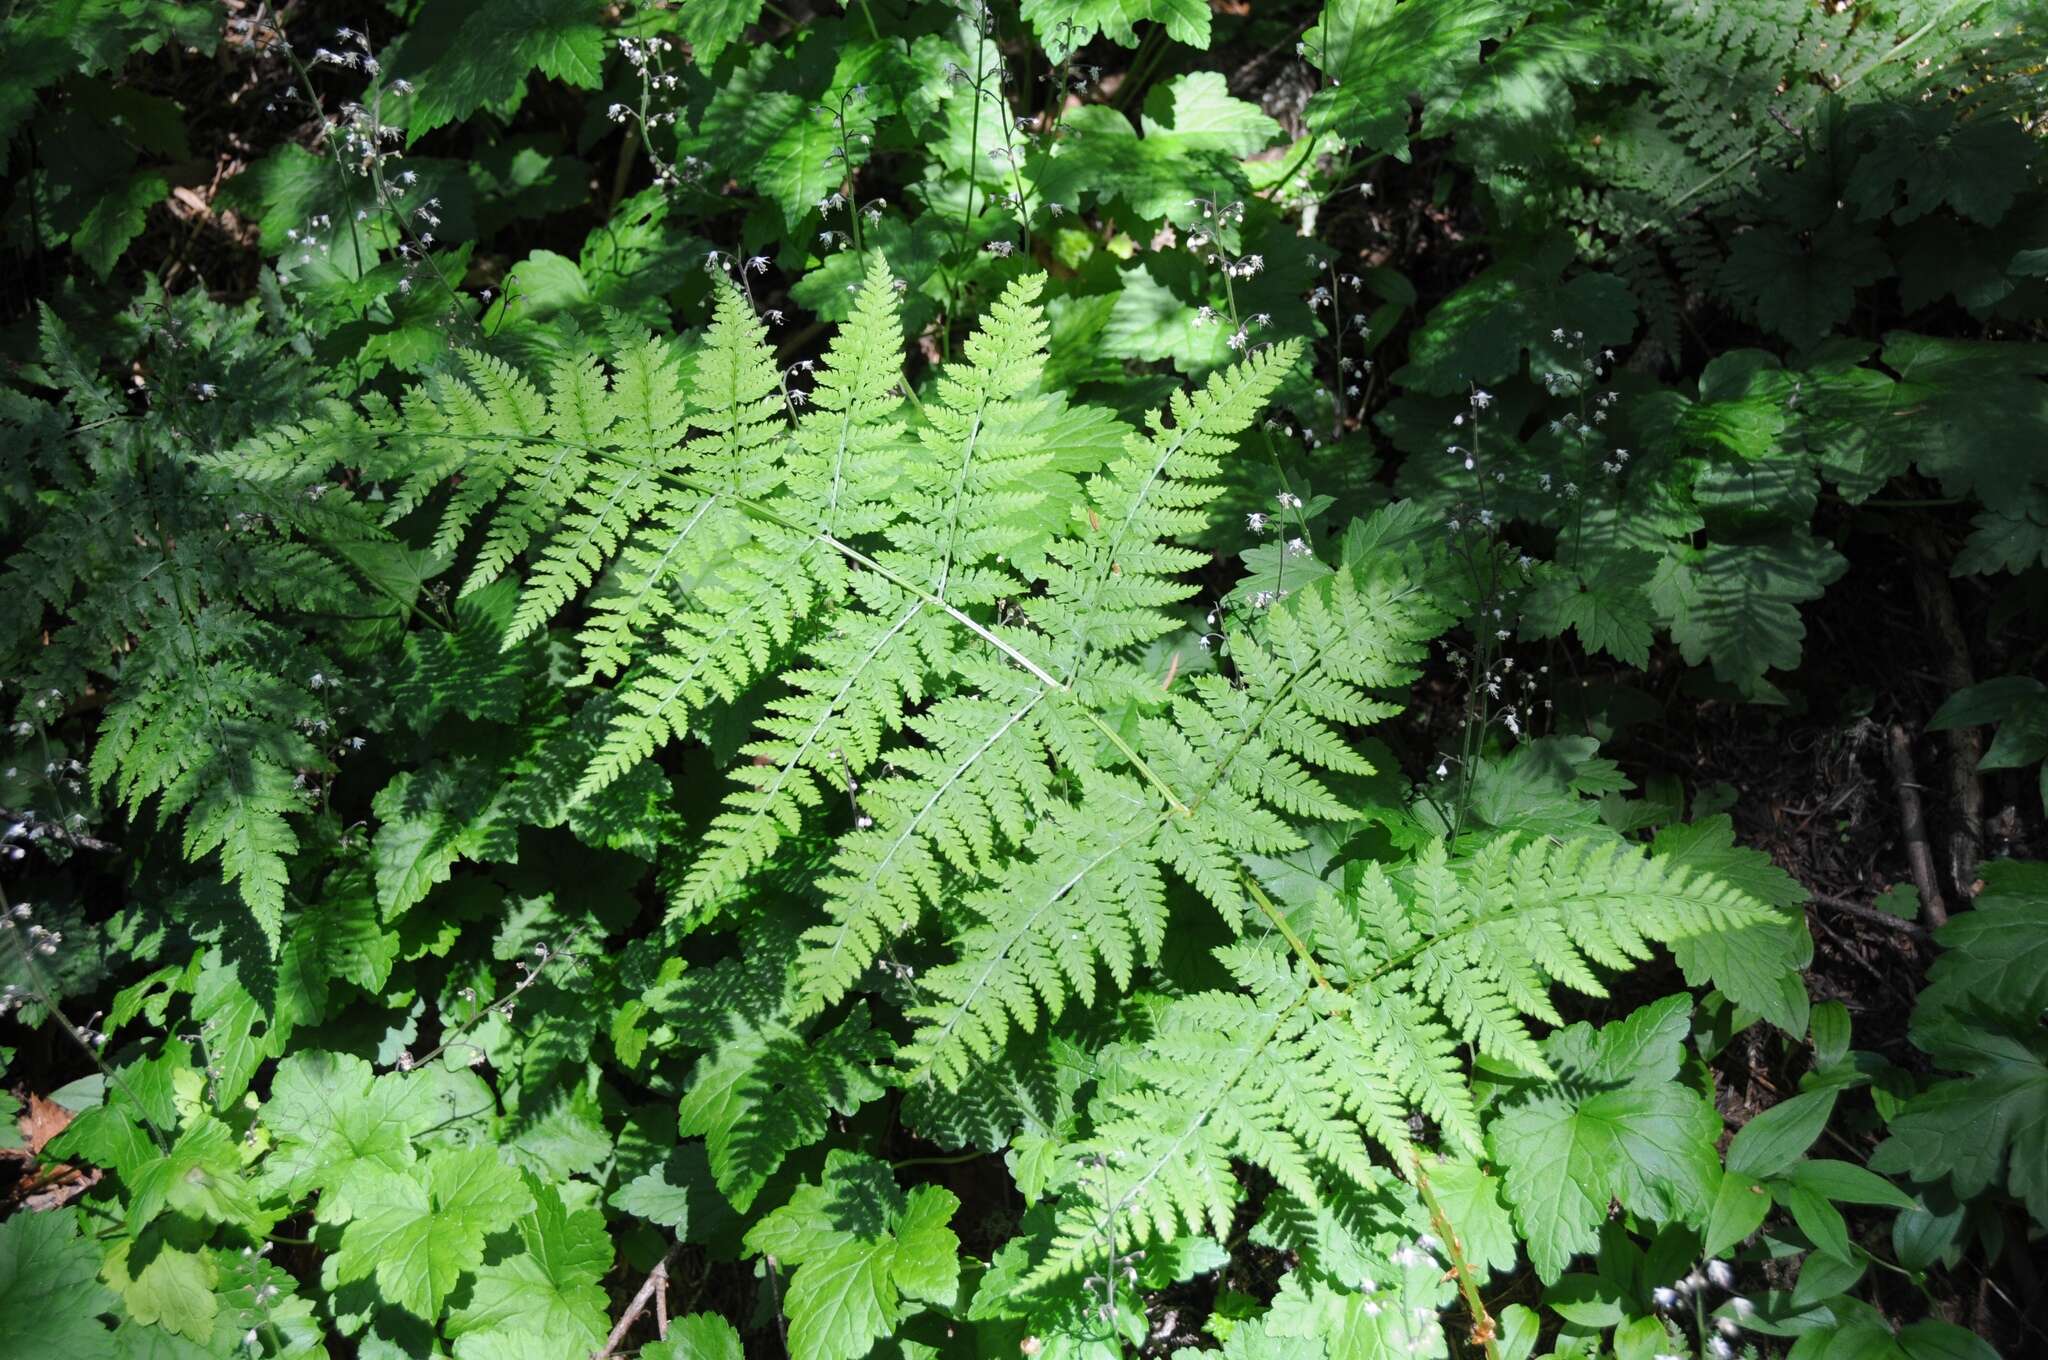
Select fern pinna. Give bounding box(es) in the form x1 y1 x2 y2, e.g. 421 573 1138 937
239 254 1787 1299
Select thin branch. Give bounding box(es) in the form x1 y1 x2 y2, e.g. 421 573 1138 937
1808 890 1930 940
594 1240 682 1359
1885 723 1950 929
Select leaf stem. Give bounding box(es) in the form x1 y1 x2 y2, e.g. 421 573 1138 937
1412 1150 1504 1360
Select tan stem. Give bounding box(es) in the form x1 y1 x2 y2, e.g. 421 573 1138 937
1411 1151 1504 1360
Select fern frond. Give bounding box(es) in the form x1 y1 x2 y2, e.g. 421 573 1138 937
783 253 911 536
888 272 1059 606
795 665 1060 1012
577 280 824 793
673 576 956 911
90 609 322 949
1028 829 1780 1281
898 526 1441 1085
1030 939 1401 1284
678 271 1072 930
473 350 618 606
578 538 823 799
899 774 1167 1085
1032 340 1303 694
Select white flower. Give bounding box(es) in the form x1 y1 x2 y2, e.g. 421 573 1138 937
1470 389 1493 409
1707 1259 1734 1289
1246 512 1267 531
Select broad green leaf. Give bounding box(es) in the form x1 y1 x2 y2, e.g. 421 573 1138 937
1787 1159 1917 1210
261 1051 444 1224
1649 531 1847 700
72 170 165 279
1898 1320 2003 1360
1878 334 2048 506
1719 220 1889 345
643 1314 745 1360
1520 552 1656 667
1138 72 1281 158
104 1236 216 1343
1916 860 2048 1024
1490 995 1721 1281
333 1147 535 1319
1021 0 1211 58
782 1238 898 1360
277 868 400 1026
1726 1090 1837 1179
1954 491 2048 576
742 1154 961 1360
1871 1023 2048 1224
674 1006 887 1213
371 763 519 917
1780 1183 1852 1262
1304 0 1526 157
0 1209 118 1359
677 0 767 67
401 0 606 140
191 947 285 1105
1421 1158 1517 1279
126 1117 262 1237
1929 677 2048 731
446 1175 614 1353
611 1161 694 1230
1789 1245 1867 1308
1396 237 1634 395
889 1184 963 1306
1703 1169 1773 1259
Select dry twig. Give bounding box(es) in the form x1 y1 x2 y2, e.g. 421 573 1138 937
1885 723 1950 928
594 1240 682 1360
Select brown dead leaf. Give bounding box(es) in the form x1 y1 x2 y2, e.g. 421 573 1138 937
21 1092 75 1154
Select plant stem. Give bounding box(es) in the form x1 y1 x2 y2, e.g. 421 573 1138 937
1412 1151 1504 1360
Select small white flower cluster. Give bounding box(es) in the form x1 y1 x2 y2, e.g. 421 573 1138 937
1651 1259 1754 1359
617 35 675 68
615 36 692 185
312 24 379 74
1066 62 1106 93
1 902 62 957
1190 197 1248 227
